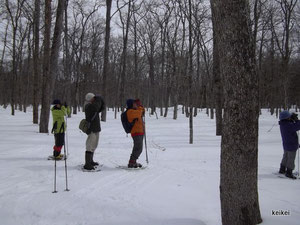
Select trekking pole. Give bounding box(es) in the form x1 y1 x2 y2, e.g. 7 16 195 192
52 157 58 193
63 134 70 191
65 116 69 156
297 131 299 177
143 115 149 164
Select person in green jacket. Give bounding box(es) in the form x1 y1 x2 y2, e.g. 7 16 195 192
51 99 67 158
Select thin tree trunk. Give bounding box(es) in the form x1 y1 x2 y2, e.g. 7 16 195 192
0 21 9 106
64 0 72 115
118 0 132 111
102 0 112 114
211 3 222 135
33 0 40 124
188 0 193 144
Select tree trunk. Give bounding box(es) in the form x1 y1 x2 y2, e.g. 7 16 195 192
40 0 65 133
33 0 40 124
118 0 132 111
211 0 262 224
149 50 155 115
211 3 223 135
102 0 112 112
39 0 51 133
63 0 72 114
188 0 193 144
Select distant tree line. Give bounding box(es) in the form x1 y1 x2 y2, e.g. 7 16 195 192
0 0 299 132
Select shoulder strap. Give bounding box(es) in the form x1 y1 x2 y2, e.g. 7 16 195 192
91 112 98 121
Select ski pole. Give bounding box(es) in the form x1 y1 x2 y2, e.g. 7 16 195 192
63 133 70 191
297 131 299 177
65 116 69 156
143 115 149 164
53 157 58 193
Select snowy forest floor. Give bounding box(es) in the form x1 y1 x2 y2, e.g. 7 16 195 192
0 106 299 225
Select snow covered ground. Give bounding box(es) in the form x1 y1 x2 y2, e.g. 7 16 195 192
0 106 299 225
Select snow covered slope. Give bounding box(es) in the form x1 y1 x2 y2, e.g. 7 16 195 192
0 107 299 225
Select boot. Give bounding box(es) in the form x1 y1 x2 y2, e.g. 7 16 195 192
279 164 286 174
53 150 61 158
128 160 137 168
128 159 142 168
285 168 296 179
91 152 99 166
84 151 95 170
135 161 142 168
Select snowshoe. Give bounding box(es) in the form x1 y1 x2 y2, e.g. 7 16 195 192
48 154 66 160
285 169 297 179
80 164 102 172
117 165 146 170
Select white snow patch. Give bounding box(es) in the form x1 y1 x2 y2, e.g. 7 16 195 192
0 106 299 225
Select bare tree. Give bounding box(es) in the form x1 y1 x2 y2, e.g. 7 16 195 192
5 0 26 115
69 1 100 114
117 0 133 110
272 0 297 108
102 0 112 102
32 0 40 124
137 1 160 114
40 0 65 133
211 0 222 136
188 0 194 143
62 0 72 113
211 0 262 224
0 19 10 106
101 0 112 119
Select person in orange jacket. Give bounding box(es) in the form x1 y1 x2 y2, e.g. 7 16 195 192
126 99 145 168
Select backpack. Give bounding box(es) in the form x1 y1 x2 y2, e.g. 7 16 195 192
121 109 136 133
79 119 89 134
79 112 98 134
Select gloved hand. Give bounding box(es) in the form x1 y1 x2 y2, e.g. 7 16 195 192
291 113 298 121
135 99 142 107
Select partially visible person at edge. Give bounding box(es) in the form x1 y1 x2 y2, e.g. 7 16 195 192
126 99 145 168
64 102 71 118
84 93 106 170
278 110 300 179
51 99 67 158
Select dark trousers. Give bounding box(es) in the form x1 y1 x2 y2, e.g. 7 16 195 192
281 150 297 170
130 135 144 161
54 133 65 153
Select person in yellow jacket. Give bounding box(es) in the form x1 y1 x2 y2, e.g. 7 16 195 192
51 99 67 158
126 99 145 168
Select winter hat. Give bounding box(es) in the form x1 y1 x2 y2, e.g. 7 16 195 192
52 99 61 105
126 99 134 109
85 93 95 102
279 110 291 120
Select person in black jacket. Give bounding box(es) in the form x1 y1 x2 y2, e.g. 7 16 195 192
84 93 106 170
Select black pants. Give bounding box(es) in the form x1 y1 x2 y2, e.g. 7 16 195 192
54 133 65 147
130 135 144 161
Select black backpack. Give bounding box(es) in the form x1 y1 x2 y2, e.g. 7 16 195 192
121 109 136 133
